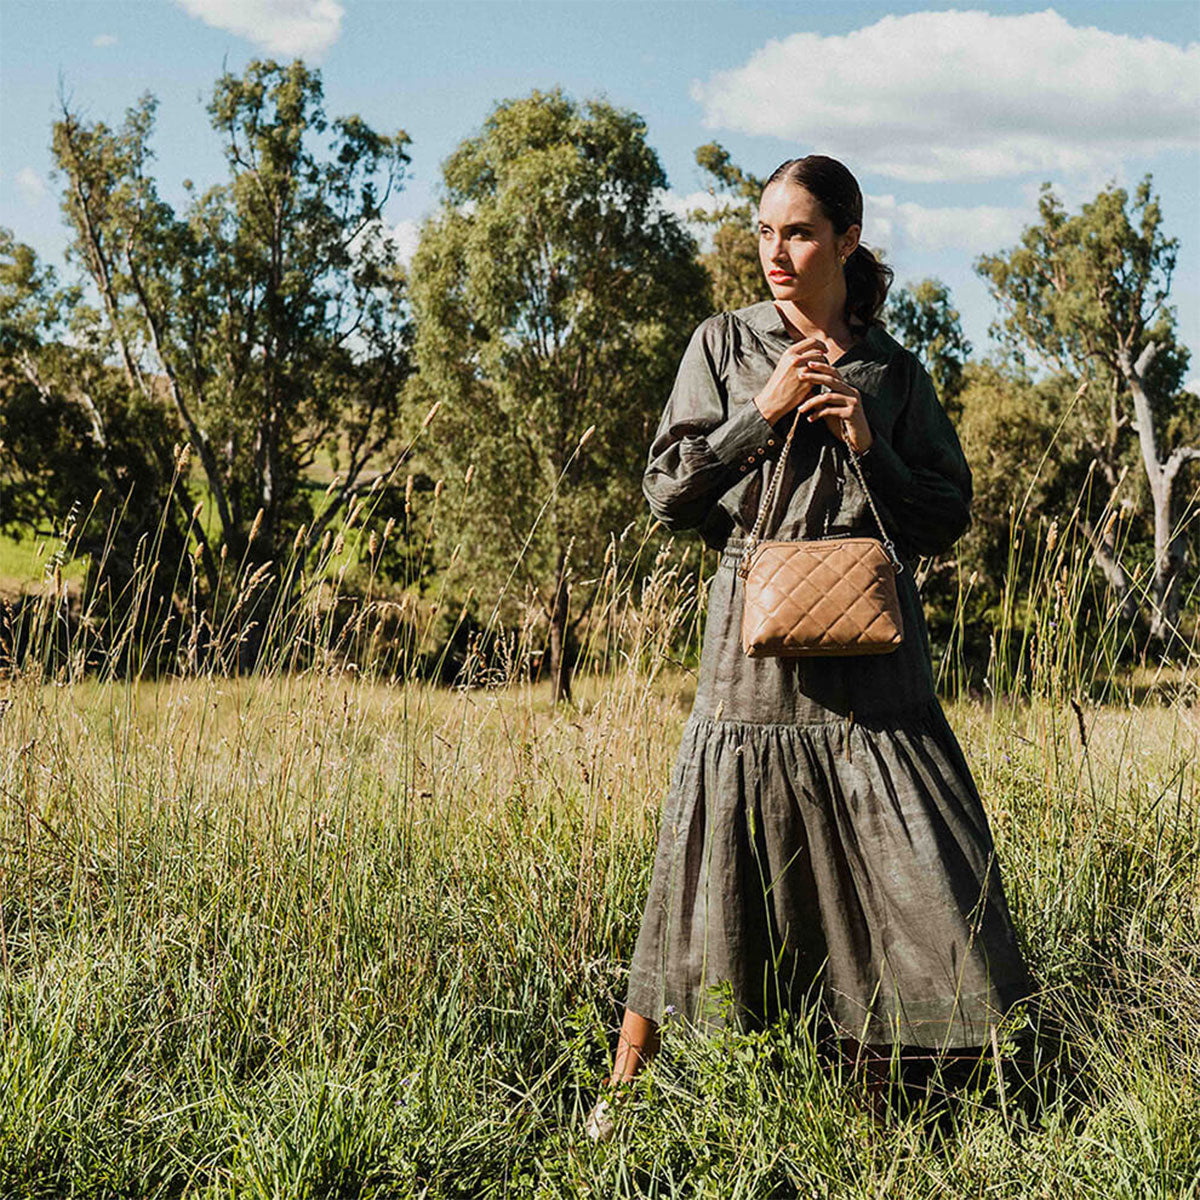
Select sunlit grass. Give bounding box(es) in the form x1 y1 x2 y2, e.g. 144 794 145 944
1 441 1198 1196
0 524 89 595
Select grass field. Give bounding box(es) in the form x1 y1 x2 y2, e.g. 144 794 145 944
1 453 1199 1196
1 573 1198 1195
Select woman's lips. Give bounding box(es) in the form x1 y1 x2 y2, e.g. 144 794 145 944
768 270 794 280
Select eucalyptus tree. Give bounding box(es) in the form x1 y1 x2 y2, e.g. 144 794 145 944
50 59 412 667
1 227 196 676
884 278 972 413
977 178 1199 646
408 88 708 702
687 142 767 313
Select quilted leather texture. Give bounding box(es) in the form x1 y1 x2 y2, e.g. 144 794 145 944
740 538 904 658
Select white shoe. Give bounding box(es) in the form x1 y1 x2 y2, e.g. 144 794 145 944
583 1096 615 1143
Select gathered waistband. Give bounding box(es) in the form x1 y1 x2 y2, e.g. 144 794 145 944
718 535 749 571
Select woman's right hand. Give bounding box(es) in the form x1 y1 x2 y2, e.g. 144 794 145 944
752 337 830 424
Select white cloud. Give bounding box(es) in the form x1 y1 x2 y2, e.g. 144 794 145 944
93 33 118 47
656 188 730 224
346 217 422 270
864 194 1027 254
174 0 344 57
16 167 48 204
654 188 747 254
388 218 421 268
691 9 1200 183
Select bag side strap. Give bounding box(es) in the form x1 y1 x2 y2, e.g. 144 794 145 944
738 402 903 578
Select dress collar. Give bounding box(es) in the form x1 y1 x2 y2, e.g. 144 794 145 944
731 300 897 369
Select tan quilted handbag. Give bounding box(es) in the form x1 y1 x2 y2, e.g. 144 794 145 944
737 412 905 658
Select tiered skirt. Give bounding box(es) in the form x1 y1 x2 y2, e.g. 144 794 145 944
624 536 1032 1047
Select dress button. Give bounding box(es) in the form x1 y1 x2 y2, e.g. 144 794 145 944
747 454 756 463
767 439 775 446
757 446 765 453
739 465 747 472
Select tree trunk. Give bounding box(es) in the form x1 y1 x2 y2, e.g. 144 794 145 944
1080 516 1138 623
548 554 572 704
1118 342 1199 649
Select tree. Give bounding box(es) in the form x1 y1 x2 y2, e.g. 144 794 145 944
49 60 413 666
408 87 709 702
955 360 1094 612
885 278 972 414
687 143 767 313
1 228 191 674
977 177 1199 647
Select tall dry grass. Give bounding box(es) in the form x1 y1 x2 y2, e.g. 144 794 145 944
0 436 1198 1197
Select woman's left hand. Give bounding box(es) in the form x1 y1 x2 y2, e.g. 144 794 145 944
795 357 874 454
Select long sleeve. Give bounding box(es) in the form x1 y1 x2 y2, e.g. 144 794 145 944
856 352 973 558
643 314 782 531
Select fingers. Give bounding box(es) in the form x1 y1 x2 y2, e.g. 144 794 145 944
801 398 855 423
797 377 861 422
796 360 844 387
781 338 829 364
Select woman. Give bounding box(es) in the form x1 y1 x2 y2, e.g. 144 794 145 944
585 155 1032 1141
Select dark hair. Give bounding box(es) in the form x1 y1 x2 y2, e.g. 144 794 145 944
764 155 893 330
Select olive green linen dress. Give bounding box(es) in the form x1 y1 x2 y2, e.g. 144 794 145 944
624 300 1032 1048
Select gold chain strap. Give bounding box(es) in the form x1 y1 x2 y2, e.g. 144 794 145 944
737 406 904 580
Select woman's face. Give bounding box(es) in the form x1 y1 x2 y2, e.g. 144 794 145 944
757 181 859 304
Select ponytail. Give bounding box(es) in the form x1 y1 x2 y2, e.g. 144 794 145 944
842 244 893 331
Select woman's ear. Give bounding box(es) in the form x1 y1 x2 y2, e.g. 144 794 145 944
840 224 862 260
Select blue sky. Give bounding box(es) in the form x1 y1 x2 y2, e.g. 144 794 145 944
2 1 1198 381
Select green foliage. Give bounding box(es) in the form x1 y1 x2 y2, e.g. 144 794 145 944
977 178 1180 384
0 228 188 633
408 87 709 693
689 141 767 313
976 175 1200 647
38 60 414 669
693 142 764 206
956 362 1092 609
885 278 973 412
